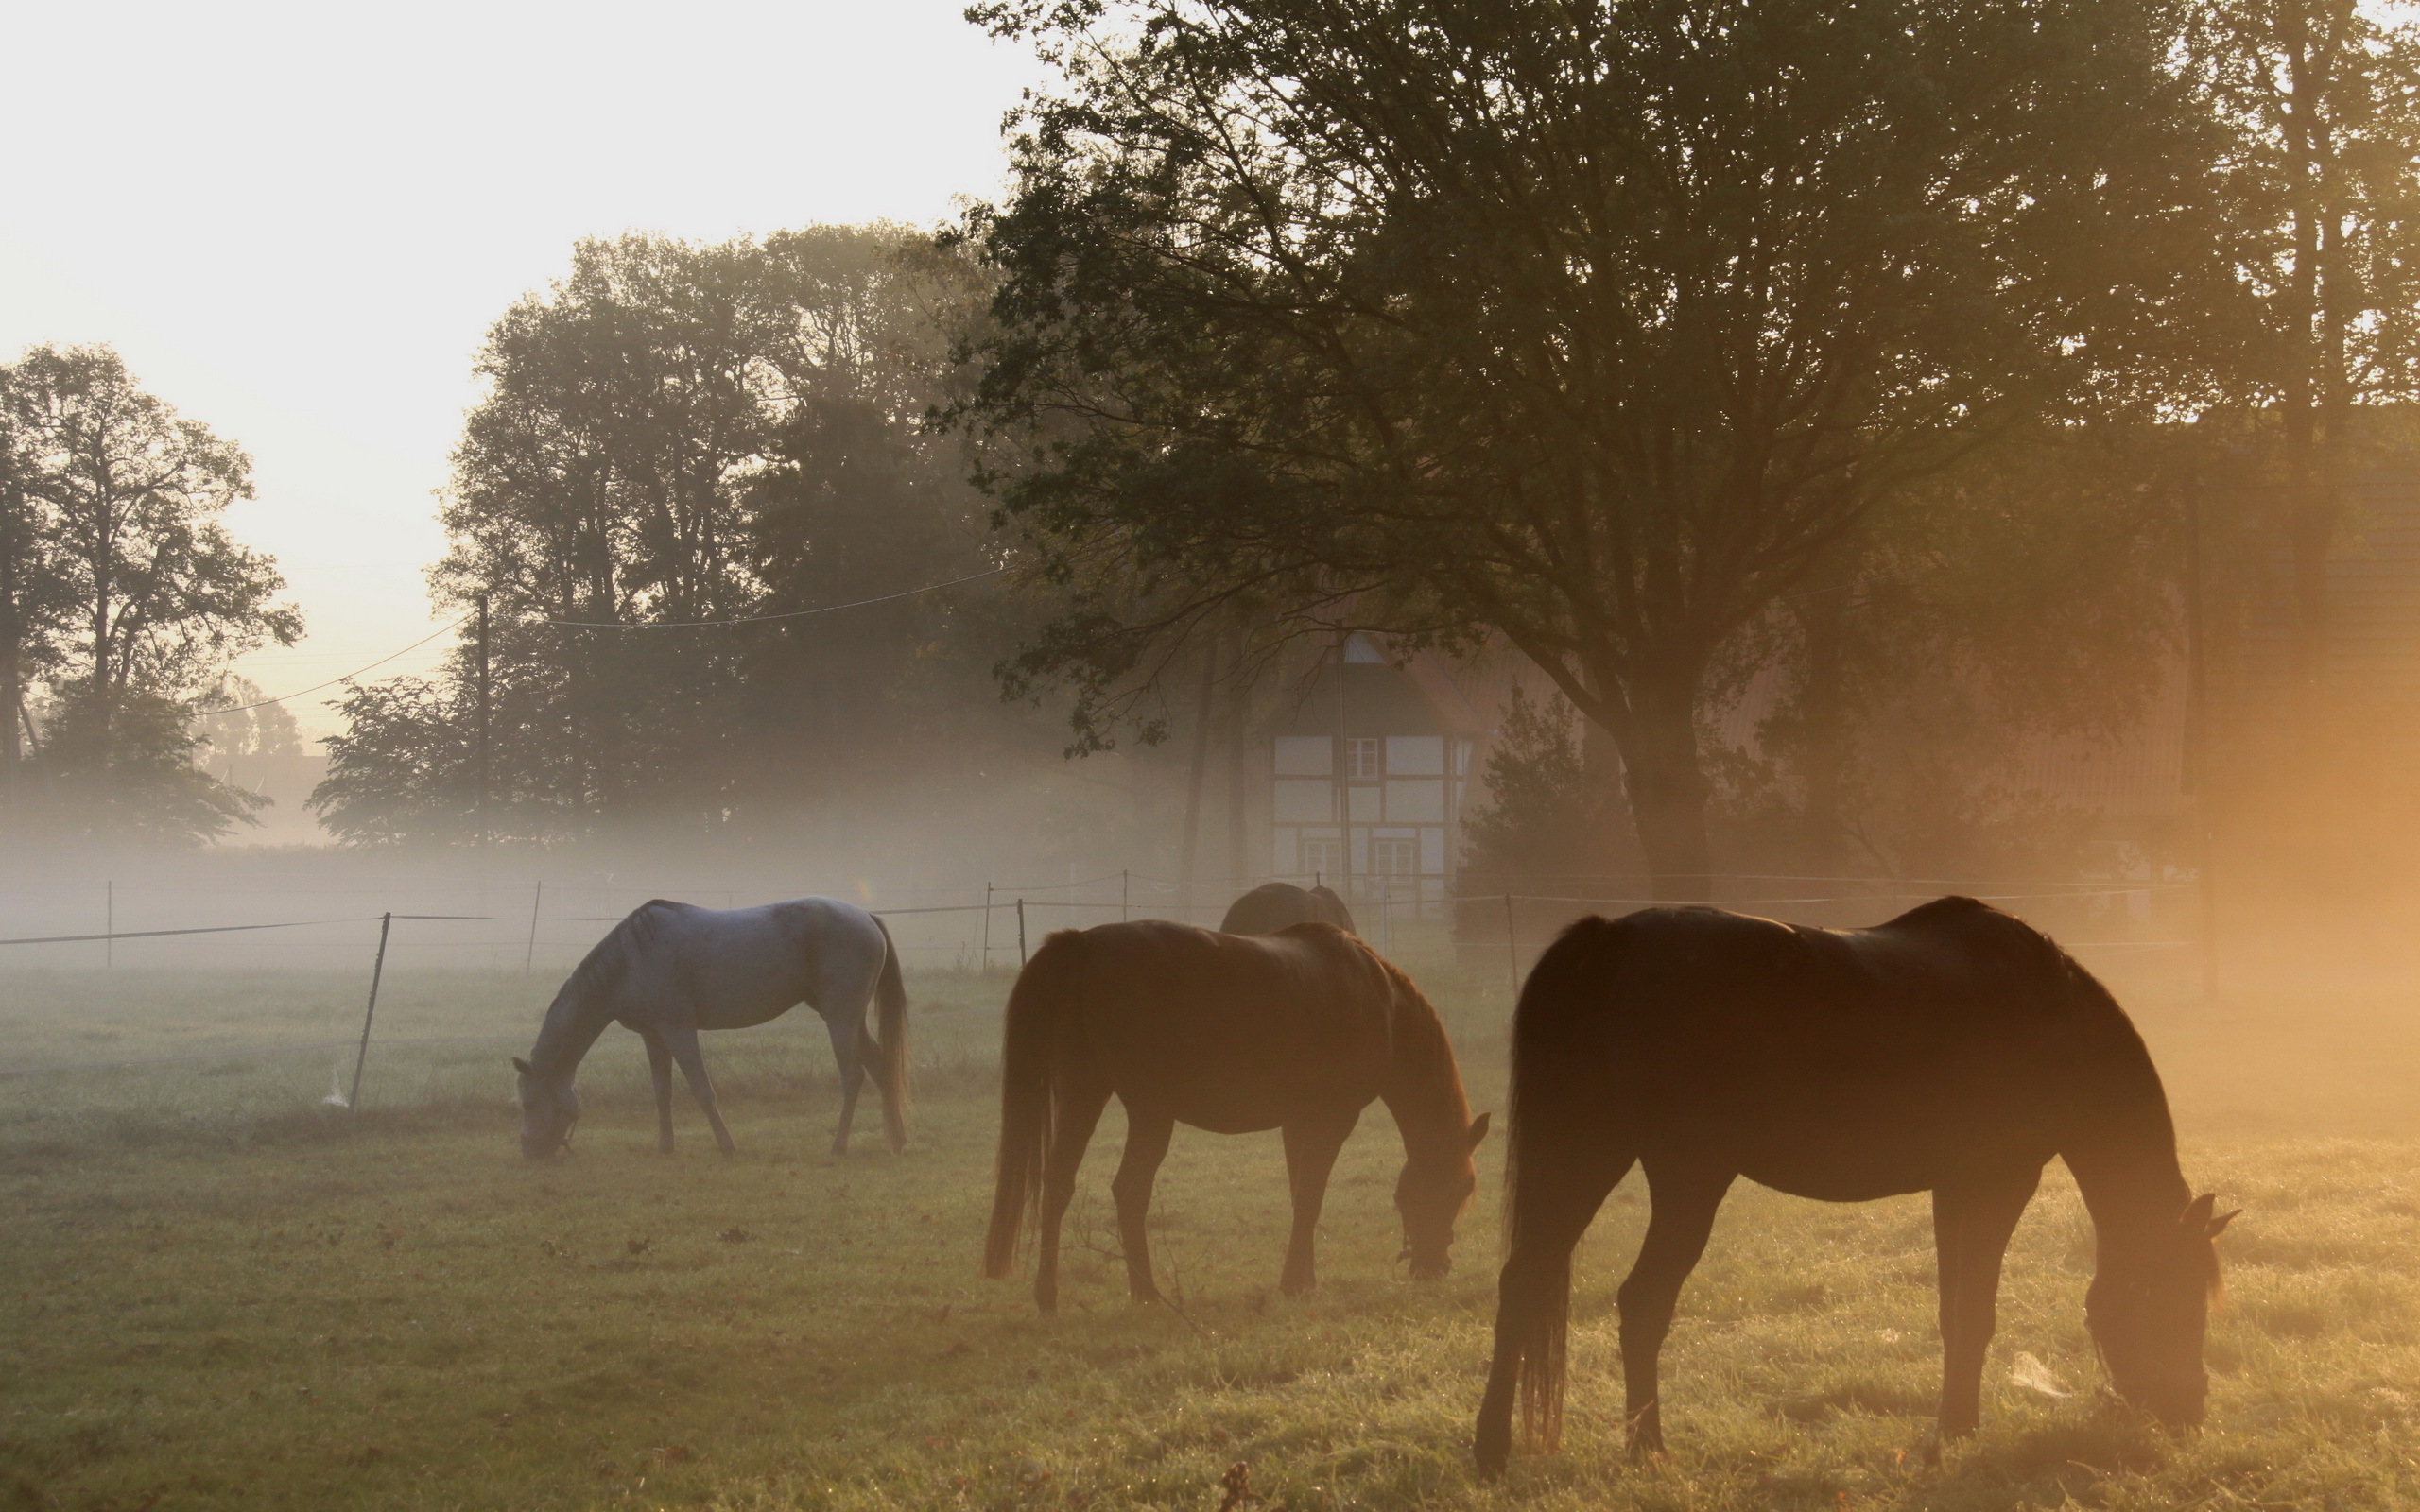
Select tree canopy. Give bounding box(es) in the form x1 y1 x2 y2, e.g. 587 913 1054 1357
952 0 2226 894
312 227 1036 848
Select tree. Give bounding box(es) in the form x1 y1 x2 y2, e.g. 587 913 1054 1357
953 0 2221 895
0 398 76 807
315 227 1024 847
2194 0 2420 697
1 345 300 844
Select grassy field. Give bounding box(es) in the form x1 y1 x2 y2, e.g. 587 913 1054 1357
2 953 2416 1512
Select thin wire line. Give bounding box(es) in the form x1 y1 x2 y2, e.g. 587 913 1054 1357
195 617 472 716
539 567 1005 628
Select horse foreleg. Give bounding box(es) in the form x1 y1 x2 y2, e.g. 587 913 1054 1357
663 1023 735 1156
1931 1165 2043 1446
825 1017 866 1158
1036 1083 1111 1316
1616 1160 1734 1459
640 1028 675 1155
1278 1114 1357 1297
1110 1105 1176 1304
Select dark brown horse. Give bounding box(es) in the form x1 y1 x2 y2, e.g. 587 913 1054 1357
982 919 1487 1313
1476 899 2237 1476
1219 881 1357 936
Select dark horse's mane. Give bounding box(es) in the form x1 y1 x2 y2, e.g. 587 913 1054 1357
1374 952 1473 1135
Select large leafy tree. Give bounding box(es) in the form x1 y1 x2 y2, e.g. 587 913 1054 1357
953 0 2221 894
1 345 300 844
316 228 1016 845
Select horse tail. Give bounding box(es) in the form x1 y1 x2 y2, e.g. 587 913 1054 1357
1478 914 1626 1477
983 929 1085 1280
871 915 910 1151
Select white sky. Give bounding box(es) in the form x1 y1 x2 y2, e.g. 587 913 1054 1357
0 0 1045 734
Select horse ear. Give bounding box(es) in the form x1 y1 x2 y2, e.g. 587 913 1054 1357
2207 1208 2242 1238
1466 1111 1492 1150
511 1057 532 1076
2181 1193 2216 1229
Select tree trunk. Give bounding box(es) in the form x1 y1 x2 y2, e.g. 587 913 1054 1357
1792 590 1855 877
2280 0 2332 710
1613 676 1714 902
1222 621 1252 887
1175 639 1218 912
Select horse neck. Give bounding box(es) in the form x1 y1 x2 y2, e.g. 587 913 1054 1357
1379 984 1470 1161
2061 1042 2191 1266
529 988 611 1084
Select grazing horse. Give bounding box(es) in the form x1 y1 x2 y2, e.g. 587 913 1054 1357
1475 898 2237 1476
982 919 1487 1313
1219 881 1358 936
512 897 908 1160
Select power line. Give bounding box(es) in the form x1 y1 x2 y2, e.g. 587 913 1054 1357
183 564 1008 717
538 567 1005 628
195 617 472 717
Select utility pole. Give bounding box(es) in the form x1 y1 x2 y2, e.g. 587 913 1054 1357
475 593 492 849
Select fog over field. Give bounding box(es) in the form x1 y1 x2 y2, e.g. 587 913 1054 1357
7 0 2420 1508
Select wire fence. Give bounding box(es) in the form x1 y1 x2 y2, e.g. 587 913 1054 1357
0 867 2211 1092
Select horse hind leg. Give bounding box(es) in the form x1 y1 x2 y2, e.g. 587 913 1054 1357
1931 1165 2042 1448
1110 1105 1177 1304
825 1017 867 1158
640 1027 676 1155
1476 1144 1634 1479
662 1023 735 1156
1036 1082 1111 1316
1616 1158 1735 1459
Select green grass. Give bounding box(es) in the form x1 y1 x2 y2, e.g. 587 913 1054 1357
2 960 2415 1511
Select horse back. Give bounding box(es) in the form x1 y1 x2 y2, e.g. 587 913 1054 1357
1521 900 2135 1194
1059 919 1397 1130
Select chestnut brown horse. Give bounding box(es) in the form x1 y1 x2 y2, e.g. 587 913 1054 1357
1476 899 2238 1477
982 919 1487 1314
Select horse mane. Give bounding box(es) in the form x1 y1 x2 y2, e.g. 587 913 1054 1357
1373 952 1473 1146
532 902 668 1074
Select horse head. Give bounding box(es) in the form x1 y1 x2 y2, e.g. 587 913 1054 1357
1395 1111 1490 1280
2086 1193 2238 1426
512 1056 579 1160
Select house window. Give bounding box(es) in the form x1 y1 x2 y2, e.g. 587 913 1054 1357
1344 737 1381 779
1371 837 1419 876
1302 836 1345 879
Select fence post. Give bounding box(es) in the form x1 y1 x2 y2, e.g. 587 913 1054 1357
347 912 394 1113
523 881 543 976
982 882 994 971
1017 898 1028 966
1121 869 1130 922
1502 894 1518 997
105 880 113 971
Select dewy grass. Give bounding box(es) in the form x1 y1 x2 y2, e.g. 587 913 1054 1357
1 965 2415 1510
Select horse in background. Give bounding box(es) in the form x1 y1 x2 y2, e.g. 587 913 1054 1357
1219 881 1357 936
1476 898 2237 1477
513 897 908 1160
983 919 1487 1313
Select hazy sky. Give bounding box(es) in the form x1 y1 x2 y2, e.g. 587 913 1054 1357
0 0 1044 732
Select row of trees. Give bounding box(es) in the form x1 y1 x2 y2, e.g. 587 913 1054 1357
309 227 1048 847
950 0 2420 895
1 346 300 845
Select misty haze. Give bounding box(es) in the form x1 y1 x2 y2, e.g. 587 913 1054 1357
3 2 2416 1509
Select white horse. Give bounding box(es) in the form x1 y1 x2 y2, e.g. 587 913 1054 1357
513 897 908 1159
